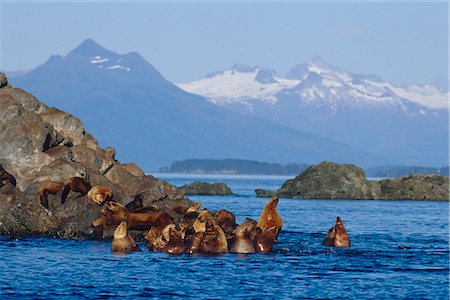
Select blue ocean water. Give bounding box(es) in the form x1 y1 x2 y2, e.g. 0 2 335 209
1 174 449 299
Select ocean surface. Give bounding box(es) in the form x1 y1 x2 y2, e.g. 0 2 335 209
1 174 449 299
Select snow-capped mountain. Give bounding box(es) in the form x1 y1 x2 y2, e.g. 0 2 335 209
179 57 448 110
178 58 449 166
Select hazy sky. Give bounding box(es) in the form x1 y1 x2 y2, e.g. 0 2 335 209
0 1 448 85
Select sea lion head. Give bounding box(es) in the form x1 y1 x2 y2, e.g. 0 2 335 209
234 219 255 238
255 226 279 253
214 209 237 234
267 197 279 208
106 201 129 220
193 210 210 233
134 194 143 205
114 221 128 239
336 216 343 226
162 223 176 242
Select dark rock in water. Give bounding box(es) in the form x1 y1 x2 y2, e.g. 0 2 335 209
179 181 233 195
0 73 190 239
378 174 449 201
255 189 275 198
276 162 379 199
276 161 449 201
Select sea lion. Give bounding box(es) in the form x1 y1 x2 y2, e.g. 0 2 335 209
61 177 91 205
87 185 113 206
37 181 64 209
185 232 205 254
214 209 237 238
333 216 350 247
131 204 161 213
194 210 228 254
254 226 279 253
322 216 350 248
162 226 185 255
103 201 173 229
0 164 16 187
322 226 336 247
125 194 143 211
112 221 142 253
257 197 283 236
230 219 256 254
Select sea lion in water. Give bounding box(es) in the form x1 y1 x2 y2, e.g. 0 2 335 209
37 181 64 209
254 226 279 253
112 221 142 253
125 194 143 211
87 185 113 206
61 177 91 205
214 209 237 238
230 219 256 254
257 197 283 236
194 210 228 254
0 164 16 187
162 226 185 255
322 216 350 248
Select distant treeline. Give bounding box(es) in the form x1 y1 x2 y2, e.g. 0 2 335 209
365 166 449 178
159 159 309 175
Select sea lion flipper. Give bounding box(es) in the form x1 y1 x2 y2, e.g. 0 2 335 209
61 184 70 205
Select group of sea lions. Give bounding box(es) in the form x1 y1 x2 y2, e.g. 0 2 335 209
110 196 284 254
2 163 350 254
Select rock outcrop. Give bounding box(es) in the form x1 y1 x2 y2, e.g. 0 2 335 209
0 73 190 238
276 161 449 201
255 189 276 198
179 181 233 195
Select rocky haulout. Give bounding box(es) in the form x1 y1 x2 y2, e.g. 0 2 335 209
179 181 233 196
276 161 449 201
0 73 190 239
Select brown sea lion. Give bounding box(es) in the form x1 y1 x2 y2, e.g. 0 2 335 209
103 201 173 229
144 227 166 251
162 226 185 255
254 226 279 253
322 216 350 248
322 226 336 247
112 221 142 253
0 164 16 187
214 209 237 237
257 197 283 236
125 194 144 212
87 185 113 206
334 217 350 247
230 220 256 254
37 181 64 209
61 177 91 205
194 210 228 254
185 232 205 254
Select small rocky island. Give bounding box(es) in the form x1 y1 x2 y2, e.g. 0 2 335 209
275 162 449 201
0 73 190 238
179 181 233 195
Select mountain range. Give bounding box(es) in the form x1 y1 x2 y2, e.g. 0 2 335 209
178 59 449 166
7 39 387 171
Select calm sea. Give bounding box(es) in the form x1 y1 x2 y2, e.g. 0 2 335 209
1 174 448 299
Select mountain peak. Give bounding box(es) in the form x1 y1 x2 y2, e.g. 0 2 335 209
67 38 115 58
230 64 259 73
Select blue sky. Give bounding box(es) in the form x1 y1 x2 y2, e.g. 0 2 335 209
0 1 448 85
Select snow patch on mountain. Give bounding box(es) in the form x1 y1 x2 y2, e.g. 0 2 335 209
177 65 300 105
